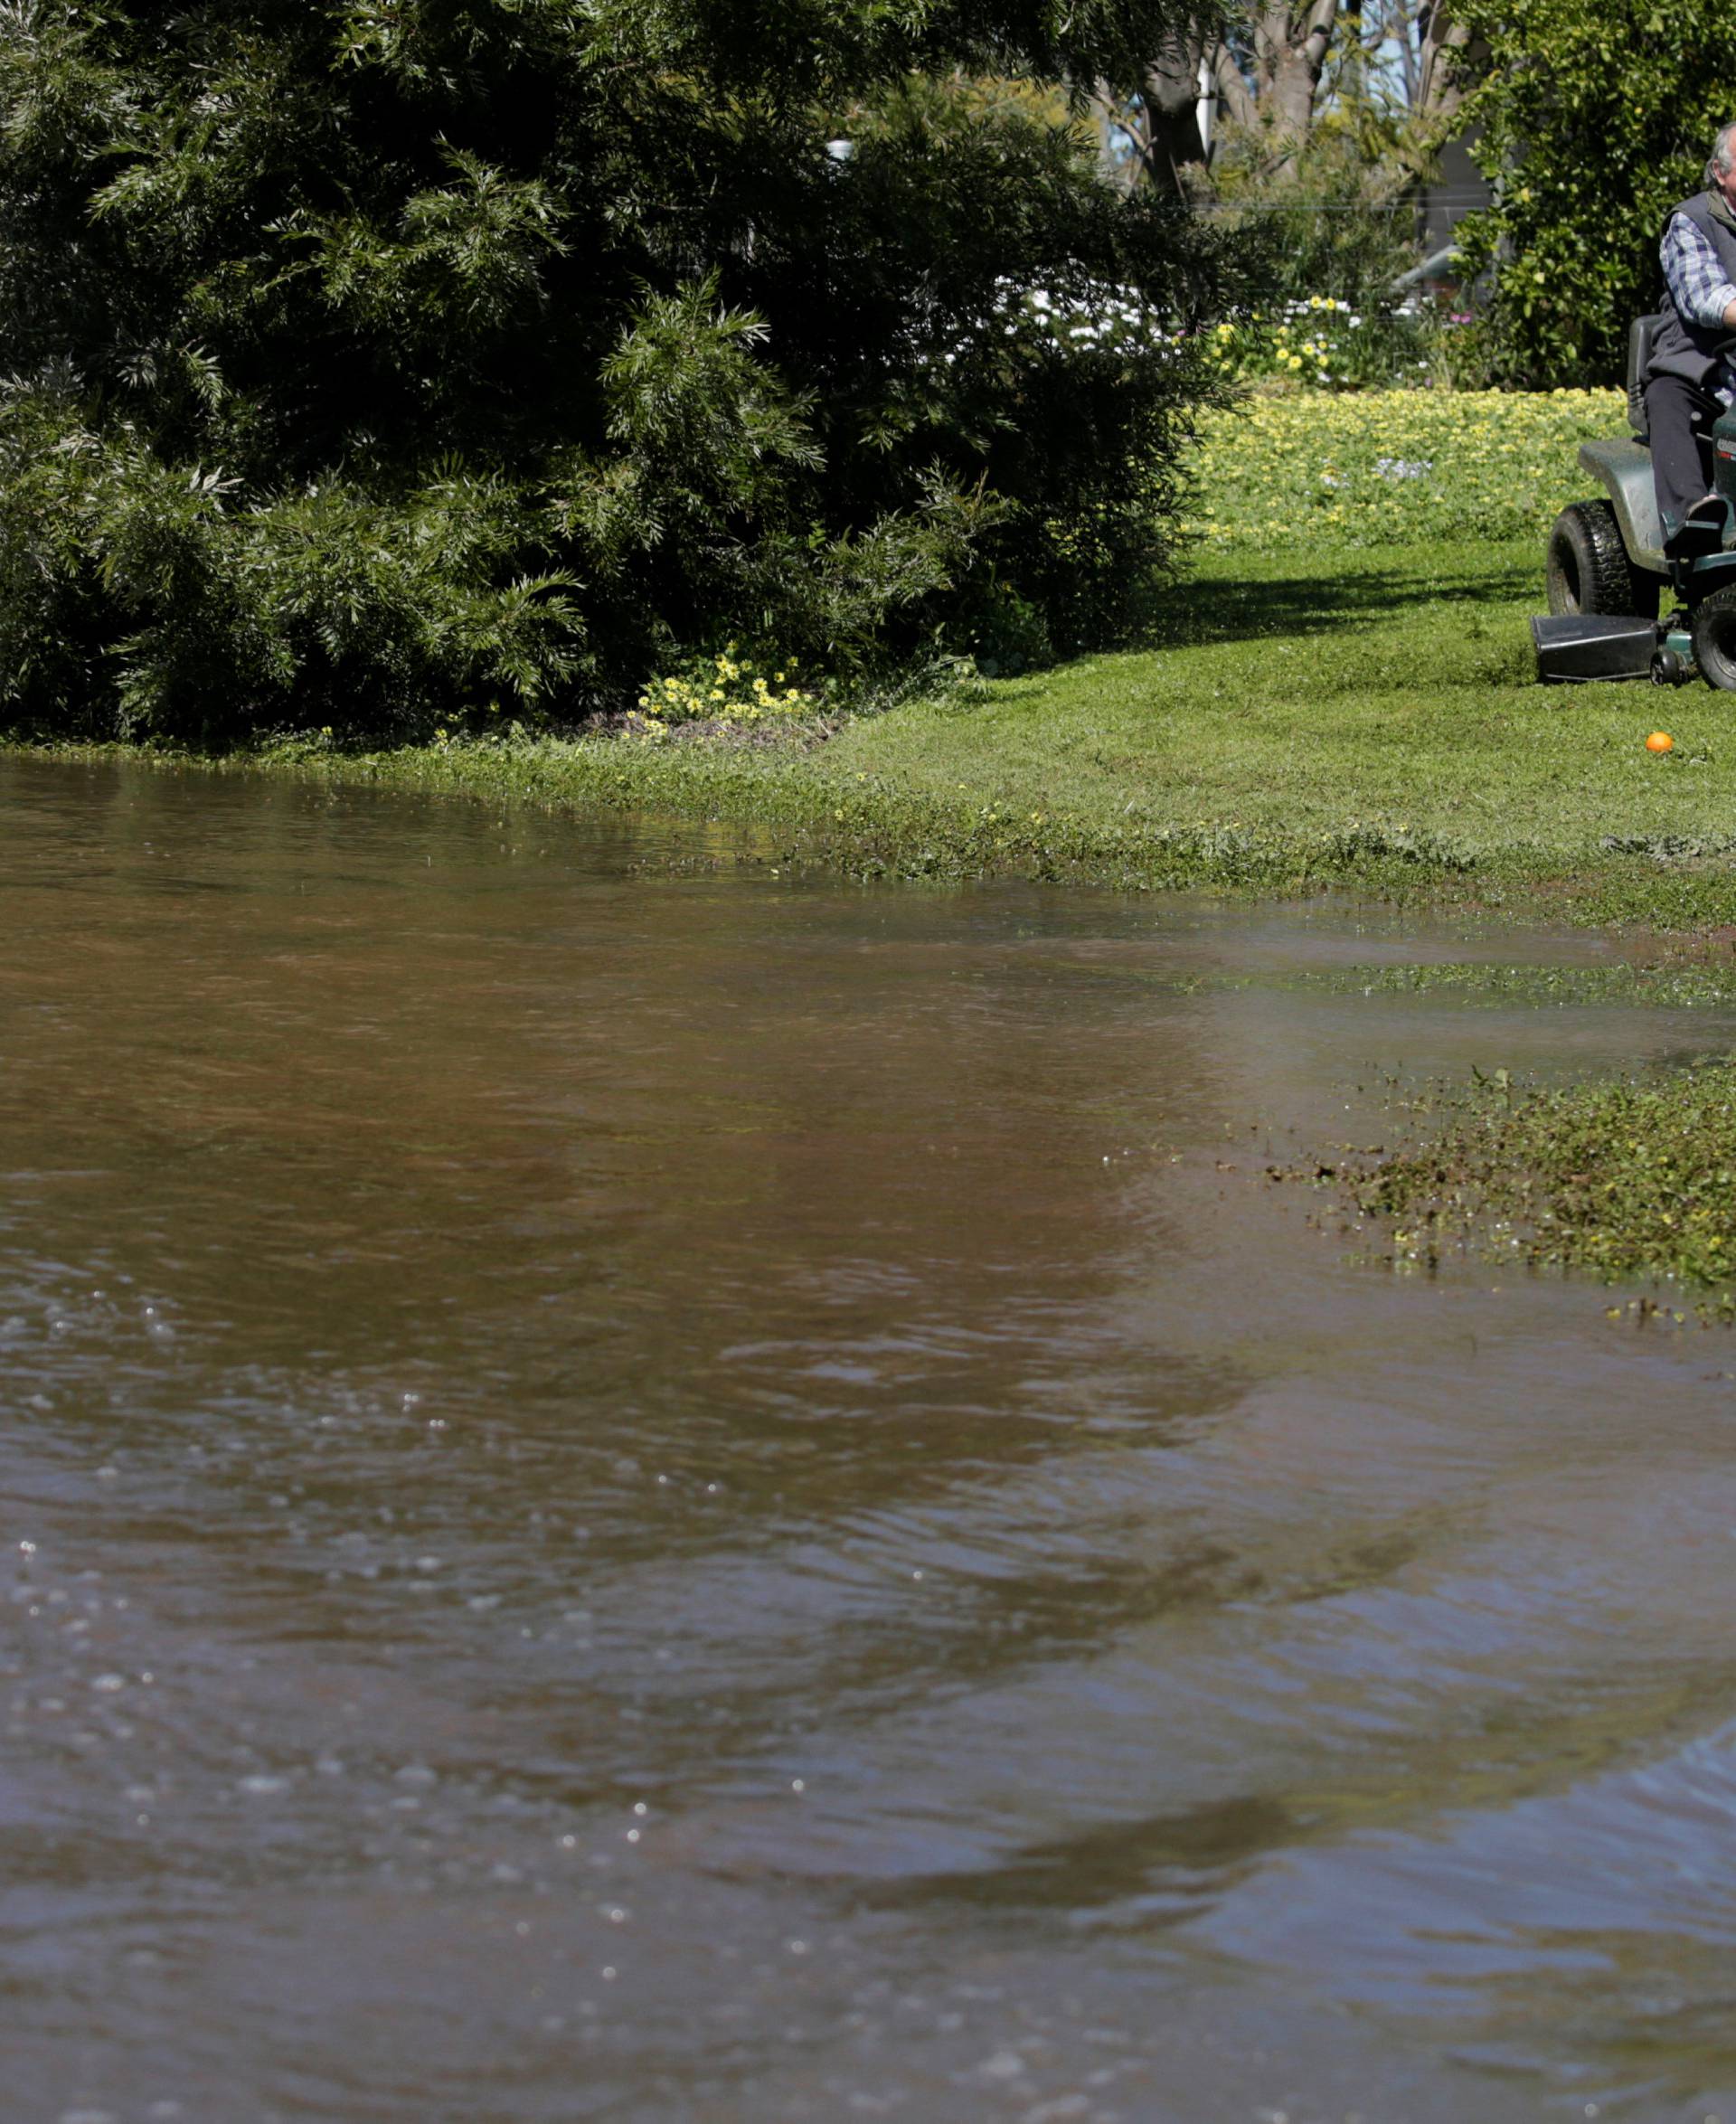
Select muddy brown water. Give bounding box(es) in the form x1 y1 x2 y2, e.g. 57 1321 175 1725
5 756 1736 2124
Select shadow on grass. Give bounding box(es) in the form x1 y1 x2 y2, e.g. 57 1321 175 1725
1144 551 1535 652
960 547 1539 711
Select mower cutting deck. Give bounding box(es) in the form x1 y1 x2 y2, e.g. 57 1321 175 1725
1534 314 1736 688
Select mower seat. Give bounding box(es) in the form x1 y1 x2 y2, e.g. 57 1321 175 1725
1628 314 1662 439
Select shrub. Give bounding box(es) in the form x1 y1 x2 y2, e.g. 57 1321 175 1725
1452 0 1736 387
0 2 1238 742
1202 127 1440 390
637 651 818 725
1206 295 1440 392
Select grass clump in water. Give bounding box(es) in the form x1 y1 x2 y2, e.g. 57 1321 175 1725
1355 1064 1736 1292
1319 959 1736 1010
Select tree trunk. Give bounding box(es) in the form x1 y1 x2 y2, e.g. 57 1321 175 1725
1209 40 1257 132
1093 25 1216 199
1250 0 1337 163
1415 2 1473 127
1141 33 1209 194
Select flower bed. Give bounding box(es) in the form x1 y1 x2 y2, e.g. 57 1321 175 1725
1207 296 1438 392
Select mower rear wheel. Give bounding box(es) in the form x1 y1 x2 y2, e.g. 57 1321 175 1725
1545 499 1660 620
1692 585 1736 689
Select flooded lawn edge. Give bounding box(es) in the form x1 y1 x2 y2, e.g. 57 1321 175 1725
14 737 1736 1306
14 733 1736 939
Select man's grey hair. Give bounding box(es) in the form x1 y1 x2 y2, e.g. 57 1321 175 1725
1707 121 1736 188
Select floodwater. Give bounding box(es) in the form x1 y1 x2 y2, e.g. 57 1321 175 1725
5 758 1736 2124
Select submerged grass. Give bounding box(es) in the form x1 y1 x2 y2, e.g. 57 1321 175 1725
1312 959 1736 1010
1349 1065 1736 1299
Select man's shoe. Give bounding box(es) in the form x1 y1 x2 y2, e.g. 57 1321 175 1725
1664 494 1727 557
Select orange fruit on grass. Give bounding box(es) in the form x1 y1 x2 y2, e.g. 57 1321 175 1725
1646 731 1675 753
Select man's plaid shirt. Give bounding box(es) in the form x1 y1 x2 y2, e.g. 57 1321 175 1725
1663 209 1736 400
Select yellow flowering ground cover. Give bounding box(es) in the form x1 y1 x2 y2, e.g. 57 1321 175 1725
637 649 816 723
1186 388 1627 551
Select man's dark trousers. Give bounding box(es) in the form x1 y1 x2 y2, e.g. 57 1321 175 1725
1646 372 1723 536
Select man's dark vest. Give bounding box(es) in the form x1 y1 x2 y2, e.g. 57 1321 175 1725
1649 191 1736 386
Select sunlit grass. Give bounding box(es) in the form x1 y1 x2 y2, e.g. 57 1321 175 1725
30 392 1734 932
58 527 1736 933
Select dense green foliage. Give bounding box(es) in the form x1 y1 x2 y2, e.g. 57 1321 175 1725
1205 125 1433 359
0 0 1233 741
1453 0 1736 386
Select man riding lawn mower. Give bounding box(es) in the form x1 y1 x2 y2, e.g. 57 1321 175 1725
1536 119 1736 688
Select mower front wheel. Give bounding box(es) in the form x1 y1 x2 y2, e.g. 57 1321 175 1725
1546 500 1660 620
1692 585 1736 689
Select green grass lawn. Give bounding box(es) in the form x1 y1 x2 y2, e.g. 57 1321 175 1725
805 383 1725 919
833 535 1626 861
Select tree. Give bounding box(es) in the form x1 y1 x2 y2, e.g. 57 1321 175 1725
1100 6 1341 190
1326 0 1469 129
1093 32 1215 196
1244 0 1340 161
1451 0 1736 385
0 0 1238 742
1410 2 1472 128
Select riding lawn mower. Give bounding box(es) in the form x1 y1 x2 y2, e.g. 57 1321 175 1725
1533 314 1736 687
